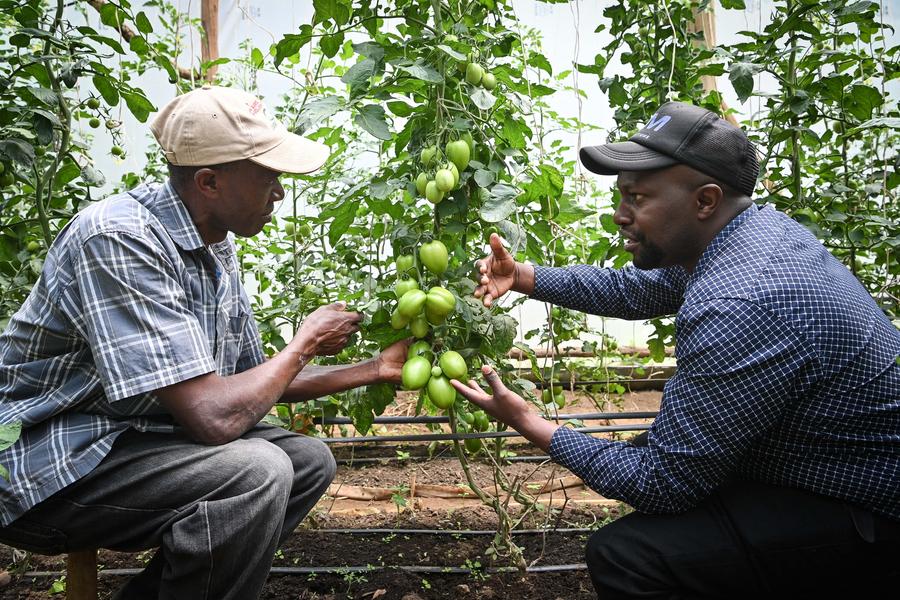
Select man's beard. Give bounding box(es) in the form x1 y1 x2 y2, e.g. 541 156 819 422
629 232 665 270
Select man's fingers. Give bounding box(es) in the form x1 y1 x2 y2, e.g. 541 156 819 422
483 294 493 307
450 379 489 407
331 301 348 311
481 365 509 394
489 233 509 260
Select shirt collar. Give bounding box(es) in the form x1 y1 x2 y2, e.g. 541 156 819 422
141 181 206 251
688 203 759 285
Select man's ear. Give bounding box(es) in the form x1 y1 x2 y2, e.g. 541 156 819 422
695 183 724 221
193 168 219 199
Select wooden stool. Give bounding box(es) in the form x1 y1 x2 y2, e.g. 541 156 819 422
65 549 97 600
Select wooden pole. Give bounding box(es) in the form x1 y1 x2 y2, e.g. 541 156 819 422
201 0 220 82
688 1 740 126
66 550 97 600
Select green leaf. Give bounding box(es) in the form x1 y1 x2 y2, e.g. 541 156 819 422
0 139 35 166
26 86 57 105
845 84 882 121
92 75 120 106
437 44 467 61
527 52 553 75
0 464 8 481
854 117 900 131
720 0 746 8
341 58 376 87
497 219 525 254
320 32 344 58
397 62 443 83
728 62 762 103
354 104 392 140
135 11 153 34
298 95 344 130
0 422 21 452
474 169 495 188
489 314 517 355
386 100 414 117
80 165 106 187
327 199 359 246
470 88 496 110
274 26 313 67
480 184 519 222
313 0 350 25
122 89 155 122
251 47 265 68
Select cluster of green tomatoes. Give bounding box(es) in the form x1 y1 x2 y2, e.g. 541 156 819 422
464 62 497 90
415 134 474 204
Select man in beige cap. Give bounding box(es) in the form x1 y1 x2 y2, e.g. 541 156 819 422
0 86 408 599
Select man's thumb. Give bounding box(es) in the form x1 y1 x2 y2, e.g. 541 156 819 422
481 364 506 393
331 300 347 311
489 233 509 259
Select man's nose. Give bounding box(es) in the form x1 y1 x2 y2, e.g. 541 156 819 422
273 180 285 202
613 202 631 226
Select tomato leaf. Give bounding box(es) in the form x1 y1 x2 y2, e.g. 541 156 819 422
354 104 392 140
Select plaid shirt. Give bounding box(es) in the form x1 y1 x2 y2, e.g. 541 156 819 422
538 204 900 520
0 182 265 526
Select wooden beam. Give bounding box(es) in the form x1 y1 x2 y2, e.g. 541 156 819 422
200 0 220 82
688 1 740 126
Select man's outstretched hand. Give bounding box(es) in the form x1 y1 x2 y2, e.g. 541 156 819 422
450 365 558 452
375 338 412 385
474 233 520 307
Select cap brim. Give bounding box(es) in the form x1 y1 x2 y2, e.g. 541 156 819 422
579 142 678 175
249 132 330 175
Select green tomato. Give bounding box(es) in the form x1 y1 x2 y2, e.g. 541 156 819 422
88 118 101 129
110 145 125 157
481 72 497 90
439 351 467 380
461 132 475 155
435 169 455 193
444 162 460 188
407 340 434 362
425 180 444 204
394 277 419 299
420 145 439 166
106 119 118 130
541 389 553 404
396 254 416 276
431 365 443 377
26 240 40 252
446 140 471 172
410 315 429 339
397 289 427 319
463 412 475 425
402 356 432 390
0 171 14 188
284 221 296 236
465 62 484 85
86 97 101 110
391 309 410 330
0 163 4 175
425 286 456 316
554 392 566 409
415 172 429 196
473 411 490 432
464 437 483 453
419 241 449 275
424 303 448 325
427 375 456 409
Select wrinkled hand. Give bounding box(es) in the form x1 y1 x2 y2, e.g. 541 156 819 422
474 233 518 307
450 365 533 429
375 338 412 385
298 302 362 356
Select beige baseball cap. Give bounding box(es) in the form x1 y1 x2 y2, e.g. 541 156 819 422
150 85 330 174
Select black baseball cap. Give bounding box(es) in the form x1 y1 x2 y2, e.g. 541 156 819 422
579 102 759 196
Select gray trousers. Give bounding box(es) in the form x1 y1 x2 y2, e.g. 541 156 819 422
0 424 336 600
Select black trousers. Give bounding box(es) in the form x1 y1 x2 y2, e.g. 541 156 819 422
586 433 900 599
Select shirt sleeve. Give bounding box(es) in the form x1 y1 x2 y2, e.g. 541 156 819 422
72 230 216 401
235 289 266 373
548 298 820 514
532 265 687 319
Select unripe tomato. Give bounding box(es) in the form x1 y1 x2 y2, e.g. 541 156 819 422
464 437 483 453
402 356 432 390
554 392 565 409
0 171 14 188
463 412 475 425
110 145 125 157
465 62 484 85
391 309 410 330
407 340 434 361
435 169 455 193
425 286 456 316
420 145 439 166
106 119 118 130
425 180 444 204
88 118 100 129
425 303 448 325
410 315 429 338
284 222 296 237
439 351 467 379
415 172 428 196
427 375 456 408
461 132 475 155
444 162 460 188
419 241 449 275
431 365 443 377
26 240 40 252
396 254 416 276
481 72 497 90
474 411 490 431
394 277 419 299
397 289 427 318
86 97 101 109
446 140 470 171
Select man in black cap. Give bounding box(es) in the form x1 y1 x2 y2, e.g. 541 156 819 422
452 101 900 597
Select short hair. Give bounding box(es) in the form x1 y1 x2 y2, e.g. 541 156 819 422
167 161 240 191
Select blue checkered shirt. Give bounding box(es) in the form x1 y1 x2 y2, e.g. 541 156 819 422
538 204 900 520
0 182 265 526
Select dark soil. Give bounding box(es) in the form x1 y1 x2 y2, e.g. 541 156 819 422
0 390 659 599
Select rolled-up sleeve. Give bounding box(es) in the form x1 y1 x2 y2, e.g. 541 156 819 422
72 231 215 401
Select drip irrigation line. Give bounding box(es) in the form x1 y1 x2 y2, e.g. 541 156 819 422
336 454 559 465
23 563 588 579
321 423 650 444
306 527 594 536
315 410 658 426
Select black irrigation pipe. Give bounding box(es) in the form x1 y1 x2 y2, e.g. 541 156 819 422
320 423 651 444
316 410 658 426
308 527 594 536
335 455 560 464
23 563 588 579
